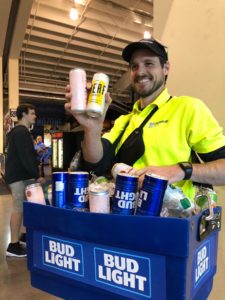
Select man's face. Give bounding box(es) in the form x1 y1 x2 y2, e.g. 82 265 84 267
23 109 36 125
129 48 169 98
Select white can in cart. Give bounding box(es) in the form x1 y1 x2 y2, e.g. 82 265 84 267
69 68 87 113
89 187 110 213
25 183 46 205
86 73 109 117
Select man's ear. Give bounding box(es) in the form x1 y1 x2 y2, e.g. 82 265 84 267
163 61 170 75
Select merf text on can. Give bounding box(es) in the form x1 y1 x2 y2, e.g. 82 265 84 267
86 73 109 117
52 172 68 208
67 172 89 212
112 174 138 215
69 68 87 113
136 173 168 216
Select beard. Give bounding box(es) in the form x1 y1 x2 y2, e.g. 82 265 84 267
132 76 165 98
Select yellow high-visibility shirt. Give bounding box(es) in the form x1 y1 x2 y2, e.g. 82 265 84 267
103 88 225 199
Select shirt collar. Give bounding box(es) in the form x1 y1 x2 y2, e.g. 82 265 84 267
133 88 171 113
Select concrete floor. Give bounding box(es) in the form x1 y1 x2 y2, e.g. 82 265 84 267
0 184 224 299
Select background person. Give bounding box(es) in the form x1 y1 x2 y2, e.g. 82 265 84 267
65 38 225 200
5 103 45 257
35 135 47 176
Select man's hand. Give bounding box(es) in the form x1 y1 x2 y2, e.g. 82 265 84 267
131 164 185 187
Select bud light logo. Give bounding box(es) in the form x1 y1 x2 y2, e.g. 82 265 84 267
94 248 151 298
43 236 84 276
194 241 210 287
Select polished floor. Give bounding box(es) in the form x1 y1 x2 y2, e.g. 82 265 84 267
0 182 225 299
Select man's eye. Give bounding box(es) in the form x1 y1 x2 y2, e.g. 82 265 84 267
130 64 137 70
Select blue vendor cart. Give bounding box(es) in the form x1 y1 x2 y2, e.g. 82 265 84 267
23 202 222 300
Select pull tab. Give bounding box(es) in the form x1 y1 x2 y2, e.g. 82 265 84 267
194 188 215 220
205 193 214 221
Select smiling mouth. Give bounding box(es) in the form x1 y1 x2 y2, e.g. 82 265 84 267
135 76 151 84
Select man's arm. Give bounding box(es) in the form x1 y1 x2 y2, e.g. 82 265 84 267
65 87 112 164
133 159 225 186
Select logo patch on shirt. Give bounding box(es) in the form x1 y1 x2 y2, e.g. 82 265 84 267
148 120 168 128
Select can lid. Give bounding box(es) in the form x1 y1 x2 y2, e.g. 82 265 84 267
117 173 138 178
53 172 68 174
146 173 168 180
89 190 109 195
25 183 41 190
69 171 89 174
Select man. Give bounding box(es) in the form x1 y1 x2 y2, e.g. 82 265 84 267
65 38 225 199
5 103 45 257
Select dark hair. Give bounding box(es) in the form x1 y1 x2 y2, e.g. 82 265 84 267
16 103 35 120
158 57 168 83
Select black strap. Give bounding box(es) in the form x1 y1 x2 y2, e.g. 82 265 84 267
114 95 173 147
136 105 158 131
113 105 158 148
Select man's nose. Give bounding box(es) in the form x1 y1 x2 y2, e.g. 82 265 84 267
136 64 146 75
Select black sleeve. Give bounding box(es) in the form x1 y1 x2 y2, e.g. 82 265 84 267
80 138 116 176
197 146 225 162
192 146 225 188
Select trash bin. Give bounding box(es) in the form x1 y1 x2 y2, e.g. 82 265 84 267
23 202 222 300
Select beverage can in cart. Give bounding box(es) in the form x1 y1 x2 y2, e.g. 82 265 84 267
67 172 89 211
86 73 109 117
52 172 68 208
69 68 87 113
25 183 46 205
136 173 168 216
89 186 110 213
112 173 138 215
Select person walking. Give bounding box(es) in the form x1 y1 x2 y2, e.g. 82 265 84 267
5 103 45 257
65 38 225 199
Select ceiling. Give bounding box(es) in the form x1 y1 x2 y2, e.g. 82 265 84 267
1 0 153 117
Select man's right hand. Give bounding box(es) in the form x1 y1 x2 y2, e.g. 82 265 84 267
64 84 112 132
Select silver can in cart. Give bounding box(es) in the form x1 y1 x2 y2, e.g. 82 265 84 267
67 172 89 212
89 187 110 213
69 68 87 113
136 173 168 216
112 173 138 215
86 73 109 117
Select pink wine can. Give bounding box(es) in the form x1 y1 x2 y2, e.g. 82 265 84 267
69 68 87 113
25 183 46 205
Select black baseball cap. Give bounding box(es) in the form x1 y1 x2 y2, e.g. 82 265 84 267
122 38 168 62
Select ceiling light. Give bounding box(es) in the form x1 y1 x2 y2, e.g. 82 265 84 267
143 31 151 39
70 7 79 21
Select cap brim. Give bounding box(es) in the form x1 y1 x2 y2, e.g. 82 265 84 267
122 41 168 62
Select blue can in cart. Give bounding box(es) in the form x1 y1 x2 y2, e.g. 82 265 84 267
52 172 68 208
112 174 138 215
67 172 89 211
136 173 168 216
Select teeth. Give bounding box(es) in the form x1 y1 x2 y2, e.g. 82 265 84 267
138 78 149 84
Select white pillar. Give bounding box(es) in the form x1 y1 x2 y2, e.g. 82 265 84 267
8 58 19 110
154 1 225 299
